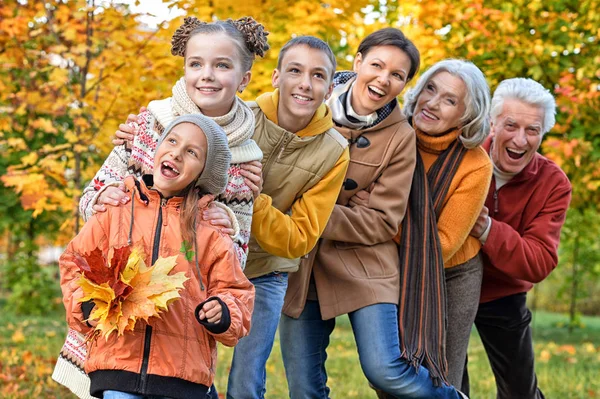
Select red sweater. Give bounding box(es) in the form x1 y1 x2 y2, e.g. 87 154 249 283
480 139 572 303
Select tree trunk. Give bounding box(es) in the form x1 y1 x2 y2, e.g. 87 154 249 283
568 233 580 334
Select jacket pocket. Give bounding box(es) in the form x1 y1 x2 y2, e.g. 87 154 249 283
335 242 398 279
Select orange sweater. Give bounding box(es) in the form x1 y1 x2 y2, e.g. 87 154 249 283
416 129 492 268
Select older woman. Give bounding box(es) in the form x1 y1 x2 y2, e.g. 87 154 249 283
281 29 466 399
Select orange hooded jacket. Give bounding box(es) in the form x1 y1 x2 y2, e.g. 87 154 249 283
59 176 254 399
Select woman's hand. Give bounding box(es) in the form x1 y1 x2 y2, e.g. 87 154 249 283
240 161 263 200
92 183 129 213
203 203 235 236
469 206 490 238
348 189 371 208
112 106 147 147
197 299 223 324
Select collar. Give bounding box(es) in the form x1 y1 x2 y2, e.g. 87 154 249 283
415 127 462 155
483 136 541 183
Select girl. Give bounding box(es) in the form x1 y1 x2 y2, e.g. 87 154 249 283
54 16 268 398
280 29 466 398
59 115 254 399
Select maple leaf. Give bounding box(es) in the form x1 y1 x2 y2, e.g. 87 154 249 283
77 246 188 340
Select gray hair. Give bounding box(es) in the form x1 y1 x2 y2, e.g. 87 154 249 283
490 78 556 135
403 59 491 149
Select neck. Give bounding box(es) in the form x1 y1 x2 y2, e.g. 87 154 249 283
200 98 236 118
348 87 371 116
277 108 311 133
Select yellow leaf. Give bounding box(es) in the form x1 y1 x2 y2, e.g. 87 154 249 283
11 329 25 343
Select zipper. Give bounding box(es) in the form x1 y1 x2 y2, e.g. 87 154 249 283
493 190 498 215
138 197 166 391
262 134 292 182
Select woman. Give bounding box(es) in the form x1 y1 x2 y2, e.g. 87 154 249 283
280 29 465 398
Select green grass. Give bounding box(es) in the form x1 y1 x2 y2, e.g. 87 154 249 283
1 309 598 398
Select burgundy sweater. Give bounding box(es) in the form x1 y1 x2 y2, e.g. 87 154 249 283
480 140 572 303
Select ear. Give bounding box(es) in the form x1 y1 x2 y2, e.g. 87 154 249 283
271 68 281 89
489 119 496 139
324 82 334 101
353 52 363 73
238 71 252 93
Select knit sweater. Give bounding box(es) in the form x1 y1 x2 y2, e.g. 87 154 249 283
79 97 263 270
416 129 493 268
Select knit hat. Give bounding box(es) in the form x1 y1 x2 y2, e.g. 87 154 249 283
157 114 232 195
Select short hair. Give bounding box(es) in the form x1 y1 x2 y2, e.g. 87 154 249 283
490 78 556 135
357 28 420 81
171 17 269 72
403 59 491 149
277 36 337 80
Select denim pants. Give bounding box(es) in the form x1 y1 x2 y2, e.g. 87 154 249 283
225 272 288 399
463 293 545 399
103 391 171 399
280 301 462 399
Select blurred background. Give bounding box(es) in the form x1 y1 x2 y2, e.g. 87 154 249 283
0 0 598 397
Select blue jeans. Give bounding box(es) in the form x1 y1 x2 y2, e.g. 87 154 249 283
280 301 462 399
226 272 288 399
103 391 171 399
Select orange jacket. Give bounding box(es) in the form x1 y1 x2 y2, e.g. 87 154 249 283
60 176 254 399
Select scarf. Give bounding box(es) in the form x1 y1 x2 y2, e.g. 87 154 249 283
397 127 467 387
255 89 334 137
169 77 262 163
326 71 396 130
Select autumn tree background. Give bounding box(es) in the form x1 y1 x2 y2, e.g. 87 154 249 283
0 0 599 396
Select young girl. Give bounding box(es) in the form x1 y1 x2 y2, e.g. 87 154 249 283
59 114 254 399
54 17 268 397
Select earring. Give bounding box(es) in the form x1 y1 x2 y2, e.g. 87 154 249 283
238 87 244 93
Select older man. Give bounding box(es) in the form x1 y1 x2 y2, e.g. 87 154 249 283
465 78 572 399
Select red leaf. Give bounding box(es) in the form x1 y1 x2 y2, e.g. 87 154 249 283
74 248 113 285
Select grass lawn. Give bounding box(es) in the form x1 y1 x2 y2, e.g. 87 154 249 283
0 308 598 398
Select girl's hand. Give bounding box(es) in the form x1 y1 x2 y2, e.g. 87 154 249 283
348 189 370 208
203 203 235 236
197 299 223 324
92 183 129 213
240 161 263 200
112 106 147 146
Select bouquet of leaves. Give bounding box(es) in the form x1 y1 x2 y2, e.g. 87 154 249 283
74 244 188 340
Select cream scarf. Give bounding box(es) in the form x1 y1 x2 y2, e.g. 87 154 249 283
148 77 262 164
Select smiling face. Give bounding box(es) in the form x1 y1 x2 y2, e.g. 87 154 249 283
184 33 251 117
413 71 467 136
490 98 544 174
272 44 335 133
153 123 208 198
351 45 412 115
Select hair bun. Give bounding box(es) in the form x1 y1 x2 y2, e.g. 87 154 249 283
171 17 207 57
230 17 270 58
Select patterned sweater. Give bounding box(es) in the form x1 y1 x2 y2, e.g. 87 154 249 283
79 98 263 269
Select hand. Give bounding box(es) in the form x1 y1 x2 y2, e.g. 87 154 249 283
240 161 263 200
112 106 147 146
92 183 129 213
197 299 222 324
349 189 370 208
470 206 490 238
203 203 235 236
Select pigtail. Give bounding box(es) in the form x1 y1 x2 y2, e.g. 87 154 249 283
171 17 207 57
229 16 270 58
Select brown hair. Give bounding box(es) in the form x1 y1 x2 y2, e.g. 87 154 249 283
179 183 201 246
357 28 420 81
277 36 337 80
171 16 270 72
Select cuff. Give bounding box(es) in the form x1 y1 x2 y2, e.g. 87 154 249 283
213 202 240 239
195 297 231 334
479 216 492 245
81 300 95 328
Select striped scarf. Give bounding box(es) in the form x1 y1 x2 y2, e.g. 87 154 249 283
397 132 467 386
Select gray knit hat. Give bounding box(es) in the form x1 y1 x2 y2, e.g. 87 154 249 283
157 114 231 195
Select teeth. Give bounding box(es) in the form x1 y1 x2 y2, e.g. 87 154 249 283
198 88 219 92
163 161 180 174
507 148 526 155
368 86 385 96
422 109 438 119
293 94 311 101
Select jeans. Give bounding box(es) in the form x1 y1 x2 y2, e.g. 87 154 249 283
103 391 171 399
226 272 288 399
280 301 462 399
463 293 545 399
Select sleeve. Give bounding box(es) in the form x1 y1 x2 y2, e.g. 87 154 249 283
215 171 253 269
59 213 110 333
204 237 255 347
436 159 493 263
321 130 416 245
482 176 572 283
251 147 350 258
